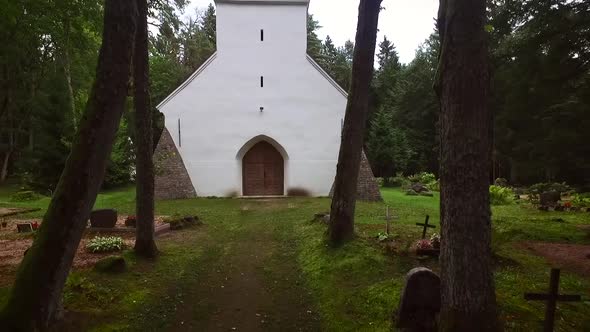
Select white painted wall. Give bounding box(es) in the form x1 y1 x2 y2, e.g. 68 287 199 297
158 0 347 197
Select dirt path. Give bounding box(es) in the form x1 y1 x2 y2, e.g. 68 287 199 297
165 216 320 332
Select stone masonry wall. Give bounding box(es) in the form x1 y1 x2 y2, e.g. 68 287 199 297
154 128 197 200
330 150 383 202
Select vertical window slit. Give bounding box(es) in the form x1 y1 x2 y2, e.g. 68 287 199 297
260 76 264 88
260 29 264 41
178 118 182 147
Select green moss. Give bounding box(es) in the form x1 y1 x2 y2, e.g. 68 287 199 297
94 256 126 273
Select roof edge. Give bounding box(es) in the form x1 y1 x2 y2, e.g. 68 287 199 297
215 0 309 5
306 55 348 98
156 52 218 110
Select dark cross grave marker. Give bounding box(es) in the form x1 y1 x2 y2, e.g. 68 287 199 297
524 268 582 332
416 215 435 239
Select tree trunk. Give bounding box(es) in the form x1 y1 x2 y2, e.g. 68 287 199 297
61 18 77 129
0 150 11 183
435 0 500 330
0 1 138 329
328 0 381 245
134 0 158 258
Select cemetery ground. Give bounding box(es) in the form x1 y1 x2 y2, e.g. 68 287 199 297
0 185 589 331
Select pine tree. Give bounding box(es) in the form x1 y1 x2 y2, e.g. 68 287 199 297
134 0 158 258
436 0 499 330
329 0 382 245
0 0 138 328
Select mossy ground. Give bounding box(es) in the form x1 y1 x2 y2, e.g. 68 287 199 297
0 186 589 331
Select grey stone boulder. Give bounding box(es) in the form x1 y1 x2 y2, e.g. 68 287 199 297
410 183 429 193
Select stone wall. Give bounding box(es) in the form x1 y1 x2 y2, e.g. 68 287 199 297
330 150 383 202
154 128 197 200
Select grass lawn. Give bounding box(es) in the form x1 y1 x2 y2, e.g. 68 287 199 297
0 186 589 331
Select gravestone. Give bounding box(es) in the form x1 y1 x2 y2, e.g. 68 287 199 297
17 223 33 233
410 183 429 193
540 191 560 207
90 209 118 228
395 267 441 331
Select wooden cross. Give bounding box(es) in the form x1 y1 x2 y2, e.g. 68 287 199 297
382 206 398 235
415 215 435 239
524 269 582 332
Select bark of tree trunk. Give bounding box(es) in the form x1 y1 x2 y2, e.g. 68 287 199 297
436 0 500 330
328 0 381 245
0 150 11 183
61 18 77 129
0 1 138 329
134 0 158 258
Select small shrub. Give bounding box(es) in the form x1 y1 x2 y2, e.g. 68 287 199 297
375 177 384 187
384 173 410 187
9 191 42 202
376 232 389 242
529 182 572 195
426 180 440 192
86 236 124 253
409 172 436 185
287 187 312 197
490 185 514 205
571 194 590 208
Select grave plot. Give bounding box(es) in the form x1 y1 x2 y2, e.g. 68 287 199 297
0 212 175 287
518 242 590 278
414 215 440 256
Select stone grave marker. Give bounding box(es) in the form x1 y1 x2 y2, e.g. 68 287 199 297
540 191 560 208
17 223 33 233
90 209 117 228
395 267 441 331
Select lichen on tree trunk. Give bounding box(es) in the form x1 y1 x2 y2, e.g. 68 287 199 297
0 1 138 329
435 0 500 330
328 0 382 245
133 0 158 258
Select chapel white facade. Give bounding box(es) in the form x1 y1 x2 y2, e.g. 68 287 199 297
155 0 380 199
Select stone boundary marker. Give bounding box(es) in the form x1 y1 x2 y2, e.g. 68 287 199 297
155 223 171 236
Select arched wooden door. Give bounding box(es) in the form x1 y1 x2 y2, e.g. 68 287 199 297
242 141 284 196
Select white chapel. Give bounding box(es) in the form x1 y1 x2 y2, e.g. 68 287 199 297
154 0 381 200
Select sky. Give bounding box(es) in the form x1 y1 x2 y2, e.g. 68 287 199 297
185 0 439 64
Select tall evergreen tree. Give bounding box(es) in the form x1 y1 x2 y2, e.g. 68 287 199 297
0 0 138 328
134 0 158 258
329 0 382 245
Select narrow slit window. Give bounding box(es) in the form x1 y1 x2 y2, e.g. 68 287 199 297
260 76 264 87
260 29 264 41
178 118 182 147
